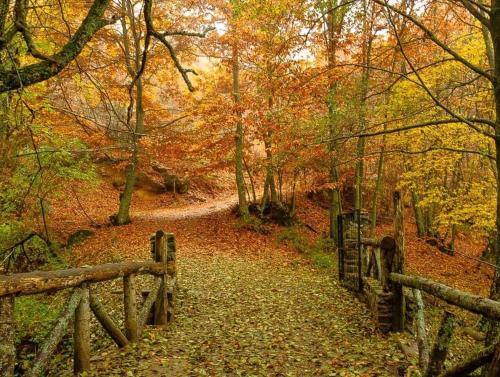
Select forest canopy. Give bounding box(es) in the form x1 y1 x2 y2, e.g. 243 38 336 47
1 0 500 374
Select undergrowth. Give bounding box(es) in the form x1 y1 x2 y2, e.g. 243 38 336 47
277 227 336 269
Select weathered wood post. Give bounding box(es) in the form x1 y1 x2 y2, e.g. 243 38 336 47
392 191 406 332
425 311 456 377
413 289 429 373
166 233 177 322
337 214 345 281
379 236 396 290
89 290 129 348
29 289 83 377
153 230 168 325
124 274 138 342
0 295 15 377
357 209 363 291
74 284 91 375
488 342 500 377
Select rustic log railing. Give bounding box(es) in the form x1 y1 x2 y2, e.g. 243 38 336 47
339 191 500 376
0 230 177 376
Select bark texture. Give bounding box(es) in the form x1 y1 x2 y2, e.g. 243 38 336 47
28 289 82 377
0 0 112 92
425 311 456 377
0 261 166 297
389 273 500 319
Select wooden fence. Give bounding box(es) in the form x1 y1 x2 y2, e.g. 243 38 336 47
0 230 177 376
338 192 500 377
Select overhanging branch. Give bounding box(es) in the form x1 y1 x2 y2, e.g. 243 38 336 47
0 0 115 93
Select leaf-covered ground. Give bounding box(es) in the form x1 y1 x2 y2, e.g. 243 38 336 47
61 252 407 376
43 189 487 377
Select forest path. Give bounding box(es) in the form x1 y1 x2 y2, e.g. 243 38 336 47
131 194 239 221
78 207 407 377
87 253 406 377
68 194 407 377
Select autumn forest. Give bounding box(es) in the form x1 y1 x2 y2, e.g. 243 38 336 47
1 0 500 376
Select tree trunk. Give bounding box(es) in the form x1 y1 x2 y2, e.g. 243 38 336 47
264 130 279 205
327 88 342 243
115 5 146 226
354 0 373 212
411 190 427 238
369 126 386 237
321 0 350 244
485 2 500 368
232 38 249 218
392 191 406 332
115 151 137 225
243 157 257 203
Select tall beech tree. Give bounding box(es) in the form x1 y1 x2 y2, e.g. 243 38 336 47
317 0 351 243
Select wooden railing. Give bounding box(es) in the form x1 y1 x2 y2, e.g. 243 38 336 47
0 230 177 376
339 192 500 377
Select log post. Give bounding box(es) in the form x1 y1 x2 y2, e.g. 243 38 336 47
124 274 138 342
0 261 168 297
437 343 495 377
74 284 91 375
153 230 168 325
337 214 344 281
139 277 161 333
379 236 396 290
89 290 128 348
29 289 82 377
166 233 177 322
389 273 500 319
0 295 15 377
413 289 429 373
392 191 405 332
425 311 456 377
488 342 500 377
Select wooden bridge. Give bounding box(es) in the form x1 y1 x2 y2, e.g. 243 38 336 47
338 192 500 377
0 230 177 377
1 196 500 376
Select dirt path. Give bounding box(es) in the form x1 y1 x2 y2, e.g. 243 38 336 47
65 200 408 376
84 255 406 377
132 195 239 221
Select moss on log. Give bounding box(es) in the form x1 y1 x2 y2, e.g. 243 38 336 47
0 261 166 297
0 0 112 92
389 273 500 319
413 289 429 372
28 288 82 377
74 285 91 374
425 311 456 377
438 343 495 377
